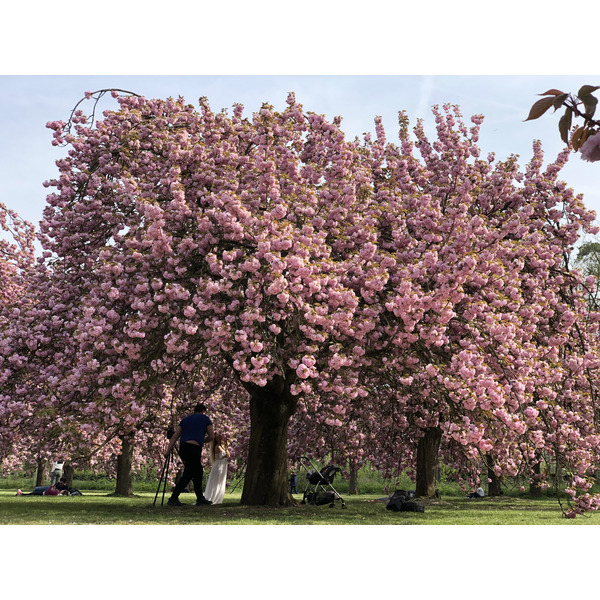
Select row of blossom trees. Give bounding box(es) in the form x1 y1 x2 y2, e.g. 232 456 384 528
1 90 600 515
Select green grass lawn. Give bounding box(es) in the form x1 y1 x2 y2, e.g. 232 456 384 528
1 488 598 525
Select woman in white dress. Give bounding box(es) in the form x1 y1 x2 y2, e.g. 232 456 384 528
204 433 230 505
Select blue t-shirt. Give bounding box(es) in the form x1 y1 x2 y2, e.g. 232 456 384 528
179 413 212 445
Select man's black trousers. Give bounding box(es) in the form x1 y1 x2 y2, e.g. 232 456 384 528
172 442 205 500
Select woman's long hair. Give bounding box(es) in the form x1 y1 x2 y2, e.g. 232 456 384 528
210 433 228 464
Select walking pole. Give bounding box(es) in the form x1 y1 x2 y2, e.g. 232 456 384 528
160 451 172 506
153 451 171 507
154 426 178 507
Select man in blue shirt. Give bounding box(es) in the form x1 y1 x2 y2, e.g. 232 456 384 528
164 403 214 506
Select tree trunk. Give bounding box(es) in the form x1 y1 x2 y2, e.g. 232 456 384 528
35 459 45 486
529 460 543 497
486 453 503 496
241 376 297 506
63 464 74 488
114 434 134 496
348 466 359 495
415 427 442 497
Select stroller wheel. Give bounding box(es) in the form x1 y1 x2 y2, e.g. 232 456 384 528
300 500 306 504
342 503 347 509
329 503 335 508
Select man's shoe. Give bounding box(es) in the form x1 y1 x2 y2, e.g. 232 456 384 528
167 497 184 506
194 497 212 506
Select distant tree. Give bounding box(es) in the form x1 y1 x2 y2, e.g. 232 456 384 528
575 240 600 309
0 200 36 469
0 201 35 308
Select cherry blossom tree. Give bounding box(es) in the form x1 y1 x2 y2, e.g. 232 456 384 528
0 201 35 310
0 202 37 470
287 104 600 514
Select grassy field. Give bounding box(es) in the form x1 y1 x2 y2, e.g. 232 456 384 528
1 488 599 525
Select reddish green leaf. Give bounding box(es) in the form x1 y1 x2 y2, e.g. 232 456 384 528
525 96 555 121
572 126 585 151
578 85 600 97
552 93 569 110
559 108 572 144
539 89 564 96
581 127 593 146
581 94 598 118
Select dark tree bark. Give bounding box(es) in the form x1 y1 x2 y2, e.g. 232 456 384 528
348 466 359 495
63 464 75 488
486 453 503 496
35 459 45 486
241 375 297 506
415 427 442 497
114 434 134 496
529 460 543 497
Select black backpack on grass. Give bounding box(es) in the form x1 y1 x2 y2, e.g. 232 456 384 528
306 491 336 505
386 490 425 513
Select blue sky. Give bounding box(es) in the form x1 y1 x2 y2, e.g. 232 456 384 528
2 74 600 240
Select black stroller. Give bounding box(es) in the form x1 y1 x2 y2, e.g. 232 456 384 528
298 456 346 509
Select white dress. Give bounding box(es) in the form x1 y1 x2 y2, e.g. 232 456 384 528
204 450 228 504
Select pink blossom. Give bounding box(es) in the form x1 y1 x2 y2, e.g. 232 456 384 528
250 340 263 352
580 131 600 162
296 364 310 379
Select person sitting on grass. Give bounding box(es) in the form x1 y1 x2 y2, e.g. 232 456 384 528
55 478 70 495
467 486 485 498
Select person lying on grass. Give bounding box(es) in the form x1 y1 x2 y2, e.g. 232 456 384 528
16 479 82 496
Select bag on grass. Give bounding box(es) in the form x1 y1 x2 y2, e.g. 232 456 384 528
306 491 336 505
400 500 425 513
386 489 410 511
386 489 425 513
